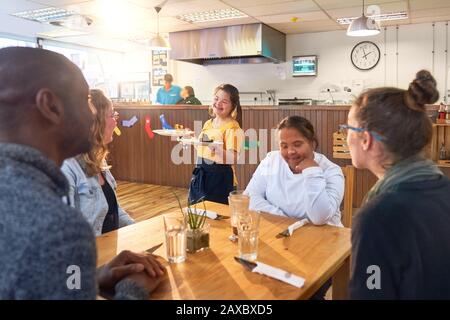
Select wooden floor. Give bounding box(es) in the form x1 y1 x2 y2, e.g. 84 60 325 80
116 181 188 222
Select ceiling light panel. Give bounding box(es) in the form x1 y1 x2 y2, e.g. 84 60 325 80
12 7 77 23
177 8 248 23
337 12 408 24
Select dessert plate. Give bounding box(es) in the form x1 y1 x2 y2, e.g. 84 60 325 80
177 137 223 146
153 129 194 137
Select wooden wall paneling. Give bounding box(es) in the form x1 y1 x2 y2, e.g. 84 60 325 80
355 167 364 207
134 109 145 182
162 112 172 186
178 109 190 187
245 109 256 188
144 109 160 185
134 109 144 180
361 170 369 208
304 109 311 131
317 109 323 155
263 110 270 151
156 108 166 185
362 169 369 209
110 108 135 181
320 111 333 159
167 110 178 187
110 105 445 207
239 109 248 189
311 110 317 145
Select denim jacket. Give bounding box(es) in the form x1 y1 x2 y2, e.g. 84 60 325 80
61 158 134 236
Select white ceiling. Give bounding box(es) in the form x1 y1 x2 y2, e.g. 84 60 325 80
2 0 450 50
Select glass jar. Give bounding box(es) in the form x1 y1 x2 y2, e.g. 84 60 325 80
186 222 210 253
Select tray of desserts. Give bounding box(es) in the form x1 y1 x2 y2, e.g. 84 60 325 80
177 134 223 146
153 129 194 137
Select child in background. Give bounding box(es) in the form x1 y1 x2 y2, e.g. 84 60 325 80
188 84 244 204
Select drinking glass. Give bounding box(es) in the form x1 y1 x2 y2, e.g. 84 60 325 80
228 190 250 241
237 210 260 261
163 214 187 263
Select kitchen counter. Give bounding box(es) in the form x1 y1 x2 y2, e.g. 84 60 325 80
113 103 440 110
113 103 353 111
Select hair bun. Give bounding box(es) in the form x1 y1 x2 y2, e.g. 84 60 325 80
406 70 439 110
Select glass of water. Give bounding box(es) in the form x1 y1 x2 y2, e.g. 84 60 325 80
237 210 260 261
228 190 250 241
163 214 187 263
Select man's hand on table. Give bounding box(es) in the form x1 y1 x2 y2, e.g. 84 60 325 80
97 250 166 296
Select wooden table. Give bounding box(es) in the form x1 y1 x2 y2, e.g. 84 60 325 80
96 201 351 300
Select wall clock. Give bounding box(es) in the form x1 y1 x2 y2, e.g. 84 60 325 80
351 41 380 70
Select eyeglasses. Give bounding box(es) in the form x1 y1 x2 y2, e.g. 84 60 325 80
339 124 384 141
107 111 119 121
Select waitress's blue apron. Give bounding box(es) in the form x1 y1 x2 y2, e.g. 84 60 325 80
188 158 235 205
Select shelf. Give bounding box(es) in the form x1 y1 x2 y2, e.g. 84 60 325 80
437 160 450 168
434 120 450 126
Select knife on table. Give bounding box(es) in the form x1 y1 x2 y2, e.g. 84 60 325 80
183 208 229 220
276 218 309 238
146 242 163 254
234 257 305 288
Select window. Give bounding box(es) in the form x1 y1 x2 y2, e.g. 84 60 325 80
0 36 36 49
43 42 123 99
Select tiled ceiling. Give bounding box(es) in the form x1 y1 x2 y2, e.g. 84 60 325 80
3 0 450 47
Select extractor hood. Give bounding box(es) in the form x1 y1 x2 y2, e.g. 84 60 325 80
169 23 286 65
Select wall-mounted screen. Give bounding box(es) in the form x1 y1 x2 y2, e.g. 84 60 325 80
293 55 317 77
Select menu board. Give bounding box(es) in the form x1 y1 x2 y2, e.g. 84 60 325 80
152 50 167 66
152 50 168 86
292 55 317 77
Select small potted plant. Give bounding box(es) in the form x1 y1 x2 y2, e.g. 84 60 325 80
173 193 210 253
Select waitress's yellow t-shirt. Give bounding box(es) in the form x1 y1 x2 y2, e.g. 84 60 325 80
196 119 244 186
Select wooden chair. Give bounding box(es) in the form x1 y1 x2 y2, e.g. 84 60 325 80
333 131 351 159
332 130 355 228
341 165 355 228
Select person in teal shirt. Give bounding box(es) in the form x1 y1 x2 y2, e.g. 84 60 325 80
156 73 181 104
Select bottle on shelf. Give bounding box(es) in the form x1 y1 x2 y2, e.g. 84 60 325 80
446 104 450 122
439 143 447 160
438 103 446 120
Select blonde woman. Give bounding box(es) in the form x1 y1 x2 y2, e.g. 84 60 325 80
62 89 134 235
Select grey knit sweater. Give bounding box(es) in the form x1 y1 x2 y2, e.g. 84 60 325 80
0 143 148 299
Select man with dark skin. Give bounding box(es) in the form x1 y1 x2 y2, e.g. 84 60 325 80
0 47 165 299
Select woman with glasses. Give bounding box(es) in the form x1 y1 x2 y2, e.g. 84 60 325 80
61 89 134 236
245 115 344 226
347 70 450 299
